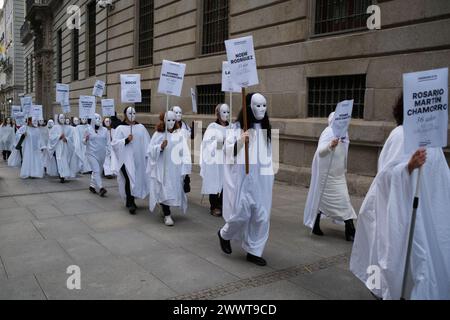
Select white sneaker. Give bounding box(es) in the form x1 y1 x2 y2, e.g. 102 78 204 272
164 215 174 227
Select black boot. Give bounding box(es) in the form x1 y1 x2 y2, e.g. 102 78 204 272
312 213 324 236
60 177 65 184
246 253 267 266
99 188 107 197
128 197 137 215
89 186 97 194
345 219 356 242
218 230 232 254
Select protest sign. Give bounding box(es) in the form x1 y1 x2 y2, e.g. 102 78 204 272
31 105 44 121
120 74 142 103
332 100 354 139
225 36 259 88
157 60 186 97
221 61 241 93
56 83 70 104
79 96 96 119
15 112 25 126
20 96 32 117
101 99 115 117
11 105 21 119
92 80 106 97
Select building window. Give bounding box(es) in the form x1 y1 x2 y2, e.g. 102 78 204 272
138 0 154 66
87 1 96 77
197 84 224 115
56 29 62 83
72 28 79 81
30 55 34 93
25 56 29 93
135 89 151 113
308 75 366 119
314 0 372 35
201 0 229 55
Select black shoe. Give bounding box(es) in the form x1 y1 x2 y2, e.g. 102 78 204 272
129 204 137 215
246 253 267 266
60 177 65 184
99 188 107 197
218 230 232 254
345 219 356 242
312 213 324 236
89 186 97 194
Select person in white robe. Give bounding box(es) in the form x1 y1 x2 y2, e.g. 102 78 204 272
0 117 15 161
200 103 231 217
48 114 79 183
102 117 115 179
16 118 45 179
75 117 91 174
350 96 450 300
38 120 49 170
147 111 192 226
303 112 357 241
84 113 109 197
171 106 192 139
44 120 58 176
111 107 150 215
218 93 275 267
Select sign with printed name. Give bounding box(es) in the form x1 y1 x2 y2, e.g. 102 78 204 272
158 60 186 97
403 68 448 153
56 83 70 104
101 99 115 117
92 80 106 97
79 96 96 119
225 36 259 88
221 61 241 93
332 100 354 139
191 88 197 114
15 112 25 126
11 105 21 119
120 74 142 103
20 96 32 117
31 105 44 121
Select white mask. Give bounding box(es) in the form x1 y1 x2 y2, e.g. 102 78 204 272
104 118 111 127
65 119 71 125
126 107 136 122
47 120 54 129
94 114 102 127
73 117 80 126
6 118 11 124
219 104 230 122
172 106 182 122
251 93 267 121
38 120 45 126
58 114 65 125
32 119 38 127
166 111 176 130
81 118 88 125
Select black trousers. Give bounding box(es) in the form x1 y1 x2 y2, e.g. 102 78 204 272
209 191 223 211
121 165 135 204
161 204 171 216
2 150 11 160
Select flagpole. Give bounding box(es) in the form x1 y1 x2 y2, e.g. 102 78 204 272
400 166 423 300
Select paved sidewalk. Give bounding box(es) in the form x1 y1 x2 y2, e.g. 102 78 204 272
0 162 373 300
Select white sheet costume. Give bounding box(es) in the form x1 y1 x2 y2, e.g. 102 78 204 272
84 114 109 194
350 125 450 300
111 108 151 205
75 118 91 173
220 94 275 260
304 112 356 229
44 120 58 176
17 121 45 179
172 106 192 139
147 111 192 216
103 118 116 177
0 119 15 156
48 114 79 180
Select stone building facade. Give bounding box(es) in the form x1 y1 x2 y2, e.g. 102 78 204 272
21 0 450 194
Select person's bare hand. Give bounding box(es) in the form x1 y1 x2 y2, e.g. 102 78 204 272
408 148 427 174
60 133 65 140
161 140 168 150
128 134 133 142
330 138 339 149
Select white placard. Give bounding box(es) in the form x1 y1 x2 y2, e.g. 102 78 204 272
79 96 96 119
11 105 21 119
56 83 70 104
120 74 142 103
15 112 25 126
157 60 186 97
92 80 106 97
61 101 71 114
331 100 354 139
101 99 115 117
225 36 259 88
191 88 197 114
31 105 44 121
221 61 241 93
20 96 32 117
403 68 448 153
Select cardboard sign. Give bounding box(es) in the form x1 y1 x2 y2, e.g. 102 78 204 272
332 100 354 139
79 96 96 119
221 61 241 93
158 60 186 97
403 68 448 152
191 88 197 114
92 80 106 97
56 83 70 104
120 74 142 103
11 105 21 119
20 96 32 117
101 99 115 117
31 105 44 121
225 36 259 88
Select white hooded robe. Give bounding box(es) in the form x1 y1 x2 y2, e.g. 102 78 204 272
18 126 45 179
48 124 79 179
